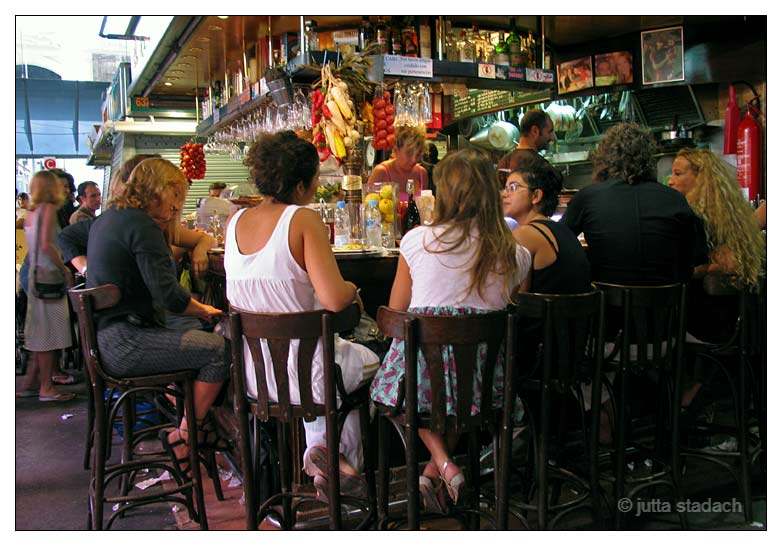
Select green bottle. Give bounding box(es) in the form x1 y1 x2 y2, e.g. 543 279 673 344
494 31 509 66
507 19 521 68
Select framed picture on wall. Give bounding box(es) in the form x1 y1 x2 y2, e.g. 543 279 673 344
557 56 594 94
641 26 685 85
594 51 634 86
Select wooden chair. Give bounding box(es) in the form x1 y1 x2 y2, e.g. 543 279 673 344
594 282 688 530
510 289 606 530
69 285 209 530
228 302 377 530
678 275 766 522
374 306 516 530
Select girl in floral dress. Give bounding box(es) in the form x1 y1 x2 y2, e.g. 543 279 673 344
371 149 531 512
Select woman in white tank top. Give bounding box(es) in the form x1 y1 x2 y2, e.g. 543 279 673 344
224 132 378 499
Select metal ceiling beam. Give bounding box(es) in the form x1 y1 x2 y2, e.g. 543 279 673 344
20 77 33 153
73 81 80 153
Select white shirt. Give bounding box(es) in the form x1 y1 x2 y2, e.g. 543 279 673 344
400 224 531 310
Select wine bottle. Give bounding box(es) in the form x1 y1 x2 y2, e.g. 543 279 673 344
403 179 421 235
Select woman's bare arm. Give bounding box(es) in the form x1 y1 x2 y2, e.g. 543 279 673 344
388 256 412 310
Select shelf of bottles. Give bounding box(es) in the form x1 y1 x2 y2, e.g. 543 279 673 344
195 16 555 137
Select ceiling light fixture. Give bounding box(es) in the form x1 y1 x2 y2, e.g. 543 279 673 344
217 16 229 19
164 82 173 87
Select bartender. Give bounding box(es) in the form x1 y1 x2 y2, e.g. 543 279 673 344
367 125 428 197
497 110 557 182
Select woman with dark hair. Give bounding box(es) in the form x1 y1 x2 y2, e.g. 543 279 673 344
224 131 378 499
502 166 591 294
49 168 77 229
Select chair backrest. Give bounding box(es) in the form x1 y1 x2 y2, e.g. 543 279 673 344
68 284 122 388
740 276 766 359
595 282 686 370
512 289 605 393
228 303 361 423
376 306 513 435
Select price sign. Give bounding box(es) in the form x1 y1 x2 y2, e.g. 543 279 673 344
526 68 555 83
134 96 150 108
478 63 496 79
239 88 251 105
383 55 433 79
213 108 220 123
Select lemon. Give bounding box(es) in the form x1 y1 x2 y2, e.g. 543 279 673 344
364 192 380 204
380 184 394 200
378 198 394 216
382 212 395 224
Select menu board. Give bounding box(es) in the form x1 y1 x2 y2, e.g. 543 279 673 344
452 88 551 121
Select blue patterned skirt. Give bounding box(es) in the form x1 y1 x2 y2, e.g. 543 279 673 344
370 306 522 420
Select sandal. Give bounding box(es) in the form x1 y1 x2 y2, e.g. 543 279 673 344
52 374 76 385
38 392 76 402
419 475 448 514
303 446 367 500
159 427 193 481
439 460 465 505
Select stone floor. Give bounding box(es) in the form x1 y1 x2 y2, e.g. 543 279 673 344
15 372 767 531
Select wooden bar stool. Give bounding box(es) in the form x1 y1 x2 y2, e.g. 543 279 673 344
678 275 766 523
510 289 606 530
594 282 688 530
69 285 209 530
374 306 516 530
227 303 377 530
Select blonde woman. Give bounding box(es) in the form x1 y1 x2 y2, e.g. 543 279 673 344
86 158 228 469
371 149 531 512
669 148 765 287
16 171 75 402
669 149 766 407
367 125 429 196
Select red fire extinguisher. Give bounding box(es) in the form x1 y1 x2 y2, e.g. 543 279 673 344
736 97 762 202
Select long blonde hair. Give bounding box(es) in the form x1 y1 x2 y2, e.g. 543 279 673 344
429 148 519 301
108 158 188 244
676 149 765 287
28 170 65 210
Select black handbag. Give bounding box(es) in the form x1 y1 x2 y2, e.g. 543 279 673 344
32 207 66 300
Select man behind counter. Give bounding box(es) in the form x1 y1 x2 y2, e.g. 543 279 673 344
497 110 557 183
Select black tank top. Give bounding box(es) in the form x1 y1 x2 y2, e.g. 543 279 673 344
527 219 592 294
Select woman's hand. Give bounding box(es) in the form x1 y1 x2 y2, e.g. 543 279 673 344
197 302 223 323
191 247 208 278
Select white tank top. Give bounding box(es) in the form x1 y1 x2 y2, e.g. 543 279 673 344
224 205 376 403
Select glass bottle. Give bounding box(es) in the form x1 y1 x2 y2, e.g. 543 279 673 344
376 17 389 53
507 19 522 68
358 17 372 52
391 26 403 55
403 180 421 235
459 30 476 63
494 31 509 66
365 200 382 248
305 20 319 52
527 31 538 68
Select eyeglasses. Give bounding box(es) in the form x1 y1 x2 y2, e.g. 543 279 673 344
500 182 529 194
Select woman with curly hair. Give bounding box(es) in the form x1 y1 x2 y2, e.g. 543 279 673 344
87 158 228 466
669 149 766 407
670 149 765 288
562 122 704 285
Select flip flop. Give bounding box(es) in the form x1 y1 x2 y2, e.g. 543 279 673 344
38 392 76 402
52 374 77 385
16 389 39 398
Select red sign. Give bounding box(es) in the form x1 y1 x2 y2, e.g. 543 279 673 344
42 157 57 170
